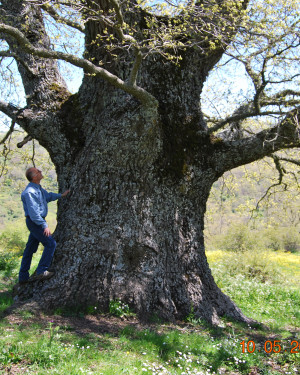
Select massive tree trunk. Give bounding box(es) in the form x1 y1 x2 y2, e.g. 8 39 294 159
17 79 250 324
41 101 249 324
1 0 299 324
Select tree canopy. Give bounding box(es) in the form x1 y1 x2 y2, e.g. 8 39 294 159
0 0 299 171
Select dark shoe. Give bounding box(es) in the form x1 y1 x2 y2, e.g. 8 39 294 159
19 280 29 285
33 270 55 281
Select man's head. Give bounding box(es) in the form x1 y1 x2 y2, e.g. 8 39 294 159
25 167 43 184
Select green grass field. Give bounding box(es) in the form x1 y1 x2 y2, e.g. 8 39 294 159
0 247 299 374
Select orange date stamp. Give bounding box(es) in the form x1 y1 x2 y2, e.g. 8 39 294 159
240 340 300 354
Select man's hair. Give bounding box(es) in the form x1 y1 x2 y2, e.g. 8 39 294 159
25 168 35 182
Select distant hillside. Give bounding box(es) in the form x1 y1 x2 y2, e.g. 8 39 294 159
0 132 58 230
206 161 300 235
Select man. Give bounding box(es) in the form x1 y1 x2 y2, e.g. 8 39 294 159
19 167 70 284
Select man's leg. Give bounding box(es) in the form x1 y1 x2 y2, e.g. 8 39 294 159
19 232 39 282
36 235 56 275
25 217 56 276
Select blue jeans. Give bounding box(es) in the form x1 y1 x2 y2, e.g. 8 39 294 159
19 217 56 282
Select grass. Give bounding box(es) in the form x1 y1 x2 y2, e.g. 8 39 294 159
0 249 299 374
206 250 300 332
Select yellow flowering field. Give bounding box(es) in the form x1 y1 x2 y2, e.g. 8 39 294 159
206 250 300 285
268 251 300 283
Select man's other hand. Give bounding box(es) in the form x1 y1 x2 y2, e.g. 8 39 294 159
44 227 51 237
61 189 70 197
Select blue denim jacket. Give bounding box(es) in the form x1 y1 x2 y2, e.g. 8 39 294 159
21 182 61 228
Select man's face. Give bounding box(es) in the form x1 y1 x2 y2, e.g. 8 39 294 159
31 168 43 182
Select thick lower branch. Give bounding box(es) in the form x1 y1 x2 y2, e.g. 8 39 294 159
213 107 300 174
0 100 21 120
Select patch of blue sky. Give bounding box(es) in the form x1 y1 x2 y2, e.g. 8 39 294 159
201 56 254 120
42 9 85 93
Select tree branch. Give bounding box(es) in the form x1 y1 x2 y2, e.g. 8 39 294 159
0 100 39 134
214 29 300 135
0 101 34 147
109 0 136 44
213 106 300 175
275 157 300 167
254 155 287 210
0 22 157 109
40 2 85 33
0 139 12 179
17 134 33 148
207 89 300 136
207 105 284 135
270 89 300 101
128 49 143 86
108 0 144 87
0 100 21 120
0 118 15 145
0 50 36 75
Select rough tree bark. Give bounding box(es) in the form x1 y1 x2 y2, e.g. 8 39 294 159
0 0 299 324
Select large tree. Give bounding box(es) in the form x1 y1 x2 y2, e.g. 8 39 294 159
0 0 299 324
